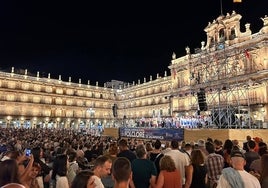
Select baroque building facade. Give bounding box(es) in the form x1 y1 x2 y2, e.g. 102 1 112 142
0 11 267 129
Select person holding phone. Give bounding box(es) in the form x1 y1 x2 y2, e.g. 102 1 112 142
20 154 42 188
32 147 52 188
25 149 31 157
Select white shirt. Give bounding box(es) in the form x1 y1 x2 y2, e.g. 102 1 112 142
56 175 69 188
217 170 261 188
164 149 190 184
92 175 105 188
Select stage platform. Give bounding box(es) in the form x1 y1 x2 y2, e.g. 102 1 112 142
104 127 268 145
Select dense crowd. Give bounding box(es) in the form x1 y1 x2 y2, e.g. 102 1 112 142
0 128 267 188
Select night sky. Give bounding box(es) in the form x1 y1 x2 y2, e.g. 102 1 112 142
0 1 267 85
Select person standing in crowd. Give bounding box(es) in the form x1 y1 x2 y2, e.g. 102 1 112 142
9 152 37 188
71 170 96 188
214 139 224 156
52 154 69 188
259 154 268 188
154 155 182 188
222 139 233 168
164 139 191 188
67 150 79 186
112 157 132 188
232 139 245 154
205 141 224 188
182 143 192 160
189 149 207 188
21 161 41 188
102 142 118 188
0 159 26 188
243 135 252 152
197 139 209 157
131 144 157 188
149 139 161 161
145 142 153 158
32 147 52 188
149 139 164 178
244 140 260 172
250 142 268 176
92 155 112 188
117 139 136 163
84 143 93 163
216 150 261 188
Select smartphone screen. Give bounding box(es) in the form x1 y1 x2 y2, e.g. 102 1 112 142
25 149 31 156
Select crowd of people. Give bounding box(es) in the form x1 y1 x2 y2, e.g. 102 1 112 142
0 128 267 188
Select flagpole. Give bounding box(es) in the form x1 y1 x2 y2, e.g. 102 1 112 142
220 0 223 15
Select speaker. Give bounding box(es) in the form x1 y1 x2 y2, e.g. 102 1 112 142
112 104 118 117
197 88 207 111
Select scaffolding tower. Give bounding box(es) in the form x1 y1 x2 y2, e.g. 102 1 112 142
189 41 262 128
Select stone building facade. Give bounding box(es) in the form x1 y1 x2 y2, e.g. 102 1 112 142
0 11 267 129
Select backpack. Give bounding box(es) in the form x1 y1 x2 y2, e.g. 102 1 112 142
154 153 164 176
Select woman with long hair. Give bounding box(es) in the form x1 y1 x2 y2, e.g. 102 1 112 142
52 154 69 188
189 149 207 188
21 162 41 188
0 159 25 188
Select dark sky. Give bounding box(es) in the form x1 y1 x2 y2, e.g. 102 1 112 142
0 1 267 85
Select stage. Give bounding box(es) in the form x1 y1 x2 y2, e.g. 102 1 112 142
104 127 267 145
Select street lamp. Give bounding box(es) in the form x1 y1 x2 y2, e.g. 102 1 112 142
6 116 11 128
87 108 95 128
20 117 25 128
56 117 60 129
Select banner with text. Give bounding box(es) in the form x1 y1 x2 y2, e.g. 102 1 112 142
119 127 184 141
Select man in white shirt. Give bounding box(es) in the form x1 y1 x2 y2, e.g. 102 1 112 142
92 155 113 188
217 150 261 188
164 140 191 188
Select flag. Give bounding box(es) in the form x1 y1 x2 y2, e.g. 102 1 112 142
245 49 250 59
173 68 176 79
233 0 242 3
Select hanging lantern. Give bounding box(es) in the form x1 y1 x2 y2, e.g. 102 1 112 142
233 0 242 3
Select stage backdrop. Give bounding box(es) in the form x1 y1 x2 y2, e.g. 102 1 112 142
119 127 184 141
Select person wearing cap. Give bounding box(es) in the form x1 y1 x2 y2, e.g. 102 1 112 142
216 150 261 188
197 139 209 156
